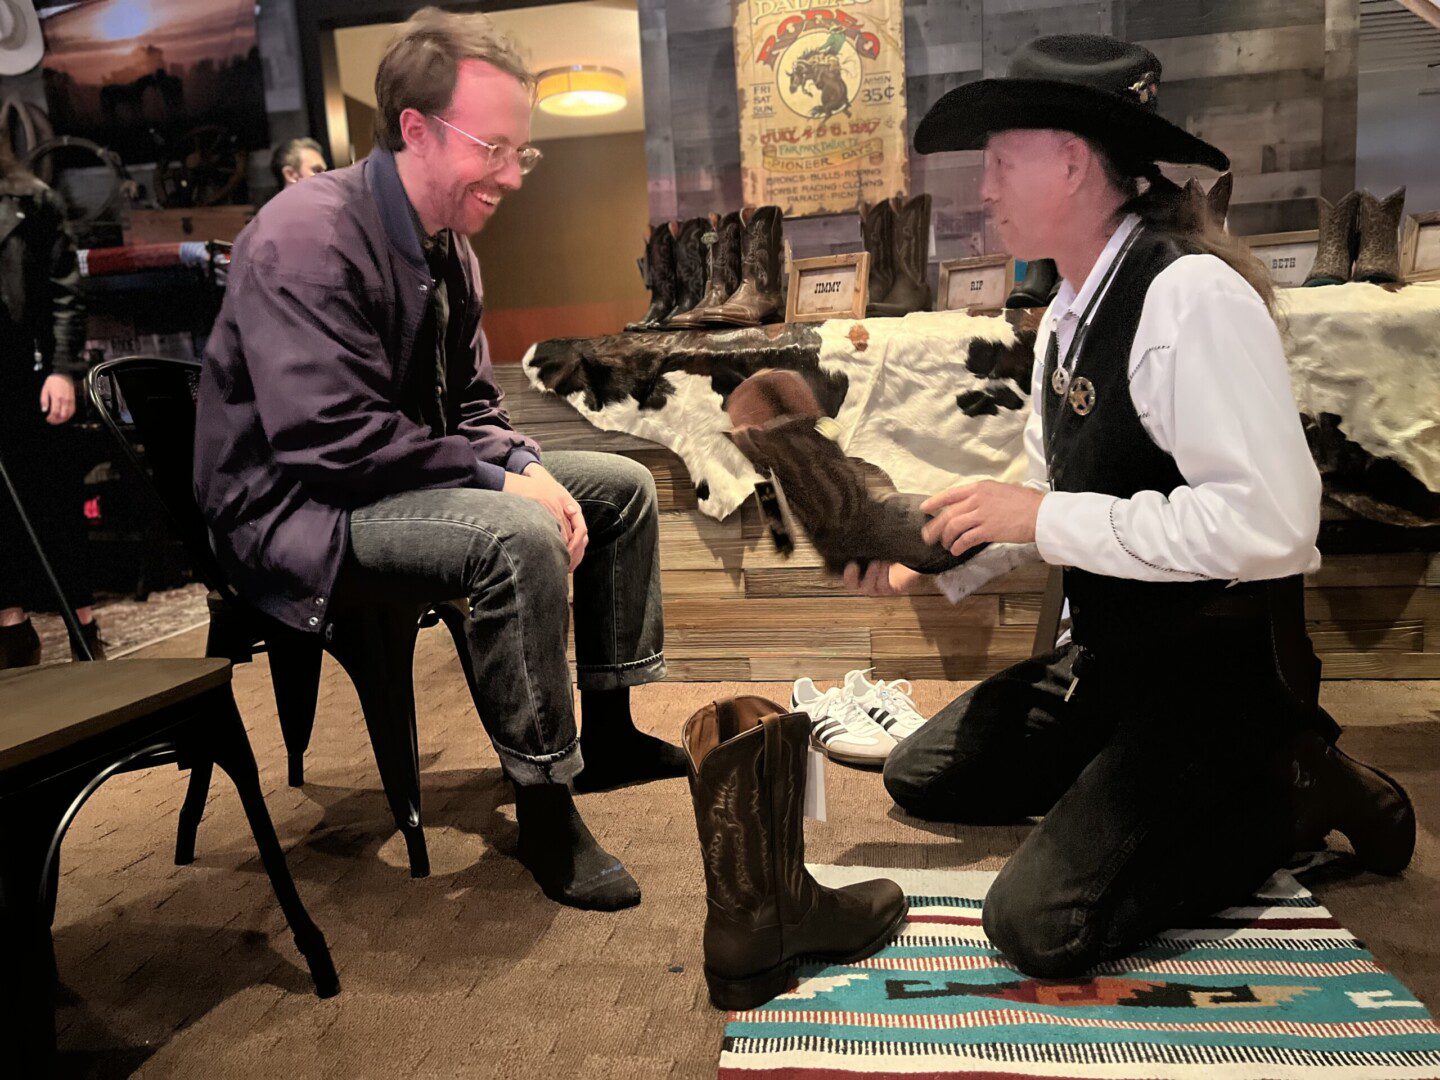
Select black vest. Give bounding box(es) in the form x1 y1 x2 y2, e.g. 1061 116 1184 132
1040 229 1325 725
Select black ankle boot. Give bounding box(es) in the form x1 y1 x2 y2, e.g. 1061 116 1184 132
0 619 42 669
514 783 640 910
1006 258 1059 309
70 619 106 662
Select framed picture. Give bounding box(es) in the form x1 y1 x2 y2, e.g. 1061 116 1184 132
937 255 1015 313
785 252 870 323
1245 230 1319 288
1400 211 1440 282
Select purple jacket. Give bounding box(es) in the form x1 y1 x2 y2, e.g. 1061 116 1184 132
194 149 540 632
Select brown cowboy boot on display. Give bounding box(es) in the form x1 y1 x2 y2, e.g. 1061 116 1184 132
869 194 933 316
1289 728 1415 875
663 216 710 327
675 210 743 329
860 197 895 315
725 369 983 574
684 696 908 1009
1005 258 1058 309
0 618 41 669
714 205 784 327
625 222 678 331
1352 187 1406 285
1303 191 1360 287
1207 172 1234 230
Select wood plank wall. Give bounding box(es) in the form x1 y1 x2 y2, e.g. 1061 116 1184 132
498 366 1440 682
637 0 1358 259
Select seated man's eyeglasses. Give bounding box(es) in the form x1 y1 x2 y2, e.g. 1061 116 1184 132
430 115 543 175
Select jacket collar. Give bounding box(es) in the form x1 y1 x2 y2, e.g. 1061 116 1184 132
363 147 426 272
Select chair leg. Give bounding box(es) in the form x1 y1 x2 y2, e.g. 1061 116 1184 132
205 689 339 998
327 606 430 878
268 636 324 787
0 803 64 1069
174 758 212 865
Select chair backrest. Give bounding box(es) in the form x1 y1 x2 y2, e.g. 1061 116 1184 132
85 356 234 599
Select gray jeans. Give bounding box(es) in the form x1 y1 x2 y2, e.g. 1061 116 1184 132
342 451 666 785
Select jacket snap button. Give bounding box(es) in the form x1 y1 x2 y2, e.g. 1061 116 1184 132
308 616 319 627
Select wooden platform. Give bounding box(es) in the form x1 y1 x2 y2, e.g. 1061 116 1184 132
497 366 1440 681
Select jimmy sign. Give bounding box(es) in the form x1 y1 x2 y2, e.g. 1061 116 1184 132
733 1 909 217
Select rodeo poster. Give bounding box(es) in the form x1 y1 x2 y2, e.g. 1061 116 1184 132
733 0 909 217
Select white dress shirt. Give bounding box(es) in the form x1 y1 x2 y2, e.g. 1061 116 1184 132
937 214 1321 602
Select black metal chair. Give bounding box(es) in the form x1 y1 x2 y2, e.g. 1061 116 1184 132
86 356 472 878
0 437 337 1071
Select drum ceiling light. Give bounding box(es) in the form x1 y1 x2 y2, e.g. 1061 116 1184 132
536 65 627 117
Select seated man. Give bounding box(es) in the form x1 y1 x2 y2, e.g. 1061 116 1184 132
847 35 1415 975
195 8 681 911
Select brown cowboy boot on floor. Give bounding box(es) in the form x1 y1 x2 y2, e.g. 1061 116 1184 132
1303 191 1360 287
675 210 743 329
684 696 908 1010
860 197 895 316
0 618 41 669
1290 728 1415 875
625 222 678 331
663 216 710 327
1352 187 1406 284
714 206 784 327
869 194 933 316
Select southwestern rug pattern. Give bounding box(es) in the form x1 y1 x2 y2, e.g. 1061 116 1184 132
721 866 1440 1079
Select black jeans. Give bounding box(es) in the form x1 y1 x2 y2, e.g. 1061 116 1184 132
0 372 93 613
883 626 1297 978
339 451 665 786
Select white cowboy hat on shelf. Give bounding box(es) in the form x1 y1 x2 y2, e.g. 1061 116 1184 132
0 0 44 78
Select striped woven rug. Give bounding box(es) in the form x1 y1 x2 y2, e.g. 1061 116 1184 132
720 866 1440 1079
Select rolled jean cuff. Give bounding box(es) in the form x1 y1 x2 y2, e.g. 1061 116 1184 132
495 735 583 786
574 651 667 692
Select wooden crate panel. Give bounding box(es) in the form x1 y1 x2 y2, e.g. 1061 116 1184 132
666 626 872 660
1313 652 1440 679
1306 587 1440 624
749 655 875 681
663 658 752 681
658 511 746 570
1309 621 1425 653
664 596 1001 632
1305 554 1432 588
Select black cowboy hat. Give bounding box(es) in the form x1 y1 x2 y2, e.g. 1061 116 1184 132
914 34 1229 172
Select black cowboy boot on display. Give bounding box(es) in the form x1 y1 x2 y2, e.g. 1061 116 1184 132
625 222 678 331
662 217 710 328
1005 258 1059 309
1289 728 1415 875
0 618 41 669
684 696 907 1009
675 210 744 329
1352 187 1406 285
1303 191 1361 287
714 206 785 327
869 194 933 316
860 197 896 316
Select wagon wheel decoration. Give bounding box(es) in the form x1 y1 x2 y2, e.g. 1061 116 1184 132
154 125 247 208
23 135 131 227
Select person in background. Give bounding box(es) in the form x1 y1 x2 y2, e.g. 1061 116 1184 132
269 137 328 190
0 145 98 667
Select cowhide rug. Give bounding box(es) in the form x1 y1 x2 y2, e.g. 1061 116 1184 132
523 282 1440 526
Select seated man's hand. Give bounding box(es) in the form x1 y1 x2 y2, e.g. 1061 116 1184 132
843 560 922 597
920 481 1043 557
504 463 588 571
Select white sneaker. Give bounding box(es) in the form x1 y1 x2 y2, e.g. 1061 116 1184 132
844 669 931 743
790 677 896 766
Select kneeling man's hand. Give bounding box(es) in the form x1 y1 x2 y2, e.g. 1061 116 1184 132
505 464 588 571
843 560 921 596
920 481 1043 557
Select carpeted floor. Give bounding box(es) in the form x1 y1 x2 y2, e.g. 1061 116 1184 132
48 625 1439 1079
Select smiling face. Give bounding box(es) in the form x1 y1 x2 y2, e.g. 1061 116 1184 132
403 59 533 235
979 128 1085 261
